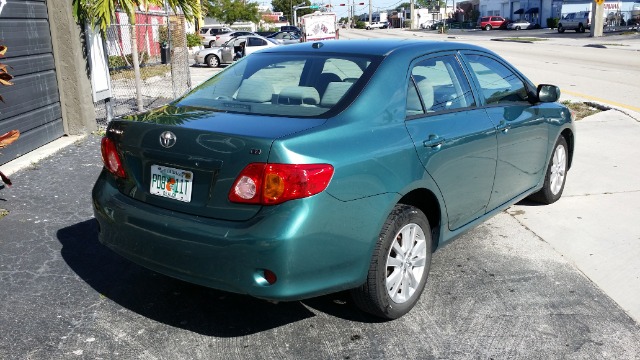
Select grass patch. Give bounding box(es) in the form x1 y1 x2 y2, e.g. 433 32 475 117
0 208 8 220
599 43 628 46
561 100 608 120
110 64 171 81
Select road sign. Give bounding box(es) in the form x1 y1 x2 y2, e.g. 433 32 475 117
310 5 319 9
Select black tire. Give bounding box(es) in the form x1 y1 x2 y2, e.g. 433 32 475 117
577 24 585 33
351 204 432 319
558 24 565 33
515 26 521 30
485 24 492 31
209 40 216 48
529 136 569 204
206 55 220 68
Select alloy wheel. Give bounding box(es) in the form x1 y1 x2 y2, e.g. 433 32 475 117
385 223 427 303
550 144 567 195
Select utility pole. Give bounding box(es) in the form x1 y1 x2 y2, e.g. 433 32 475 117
410 0 415 29
369 0 372 25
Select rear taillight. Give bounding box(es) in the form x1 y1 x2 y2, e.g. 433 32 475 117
101 137 125 178
229 163 334 205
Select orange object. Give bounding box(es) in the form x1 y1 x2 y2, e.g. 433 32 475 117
0 130 19 149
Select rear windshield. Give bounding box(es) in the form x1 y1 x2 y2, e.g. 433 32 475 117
176 52 381 117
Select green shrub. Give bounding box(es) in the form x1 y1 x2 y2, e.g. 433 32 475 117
547 18 559 28
186 33 201 47
108 52 150 70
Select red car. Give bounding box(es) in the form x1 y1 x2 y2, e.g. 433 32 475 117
478 16 507 30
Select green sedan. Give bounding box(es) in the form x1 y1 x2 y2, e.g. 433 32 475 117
93 39 575 319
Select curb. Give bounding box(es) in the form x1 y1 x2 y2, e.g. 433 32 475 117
1 134 87 177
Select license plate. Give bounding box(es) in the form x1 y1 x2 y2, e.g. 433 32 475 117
150 165 193 202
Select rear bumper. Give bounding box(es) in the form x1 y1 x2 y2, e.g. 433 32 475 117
92 171 389 301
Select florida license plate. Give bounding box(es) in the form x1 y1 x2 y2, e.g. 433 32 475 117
150 165 193 202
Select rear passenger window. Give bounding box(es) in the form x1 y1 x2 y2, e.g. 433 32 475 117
406 55 475 117
465 54 529 105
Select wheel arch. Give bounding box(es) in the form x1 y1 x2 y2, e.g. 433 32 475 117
398 188 443 251
561 128 575 169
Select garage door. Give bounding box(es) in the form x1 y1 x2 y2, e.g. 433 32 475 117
0 0 64 165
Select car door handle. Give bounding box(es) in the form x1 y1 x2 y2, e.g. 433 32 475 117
497 121 511 133
423 135 445 148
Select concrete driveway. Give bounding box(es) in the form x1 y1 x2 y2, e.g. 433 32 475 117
508 108 640 322
1 135 639 358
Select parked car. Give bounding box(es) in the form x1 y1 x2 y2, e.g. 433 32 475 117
198 25 232 47
558 11 591 33
266 31 301 45
94 39 574 320
507 19 531 30
193 35 277 67
365 21 386 30
478 16 507 30
213 30 258 47
280 25 302 37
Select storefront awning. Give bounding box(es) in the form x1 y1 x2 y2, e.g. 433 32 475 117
525 7 539 14
514 9 525 14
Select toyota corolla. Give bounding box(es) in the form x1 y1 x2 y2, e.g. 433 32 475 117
93 39 575 319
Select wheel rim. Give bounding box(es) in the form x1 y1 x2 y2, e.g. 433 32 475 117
550 144 567 195
385 223 427 304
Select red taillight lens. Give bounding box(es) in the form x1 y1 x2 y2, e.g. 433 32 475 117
100 137 125 178
229 163 334 205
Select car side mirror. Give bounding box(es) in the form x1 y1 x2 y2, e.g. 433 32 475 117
537 84 560 103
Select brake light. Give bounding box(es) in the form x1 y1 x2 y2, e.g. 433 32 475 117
229 163 334 205
101 137 126 178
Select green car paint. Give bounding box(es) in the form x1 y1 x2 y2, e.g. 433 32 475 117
92 39 574 306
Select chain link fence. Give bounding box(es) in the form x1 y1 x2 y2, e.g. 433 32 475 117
94 14 192 127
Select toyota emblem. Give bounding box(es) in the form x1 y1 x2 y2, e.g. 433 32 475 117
159 131 177 148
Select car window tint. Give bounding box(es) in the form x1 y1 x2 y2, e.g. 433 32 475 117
178 54 379 117
248 38 267 46
322 58 365 80
465 54 528 105
406 55 475 117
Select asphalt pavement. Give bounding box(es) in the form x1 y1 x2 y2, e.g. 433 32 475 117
1 35 640 359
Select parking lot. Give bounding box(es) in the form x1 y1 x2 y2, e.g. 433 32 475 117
2 30 640 359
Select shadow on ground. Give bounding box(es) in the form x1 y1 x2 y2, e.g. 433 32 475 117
57 219 381 337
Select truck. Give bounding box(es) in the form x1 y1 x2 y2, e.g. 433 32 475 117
299 12 337 42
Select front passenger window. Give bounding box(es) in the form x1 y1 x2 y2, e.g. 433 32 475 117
406 55 475 117
465 54 529 105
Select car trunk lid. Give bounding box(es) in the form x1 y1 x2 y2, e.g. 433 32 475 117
106 105 326 221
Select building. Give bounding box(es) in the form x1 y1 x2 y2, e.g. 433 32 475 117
0 0 95 166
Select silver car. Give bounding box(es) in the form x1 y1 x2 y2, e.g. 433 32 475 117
193 36 278 67
266 31 301 45
213 31 258 47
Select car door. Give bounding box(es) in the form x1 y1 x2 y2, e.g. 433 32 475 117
220 39 237 63
461 52 549 210
245 37 268 55
404 53 498 230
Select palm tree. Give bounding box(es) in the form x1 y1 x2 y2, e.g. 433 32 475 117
73 0 200 112
73 0 200 33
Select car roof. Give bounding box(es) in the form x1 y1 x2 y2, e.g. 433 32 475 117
258 39 489 58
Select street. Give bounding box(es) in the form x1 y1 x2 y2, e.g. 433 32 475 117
2 29 640 359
